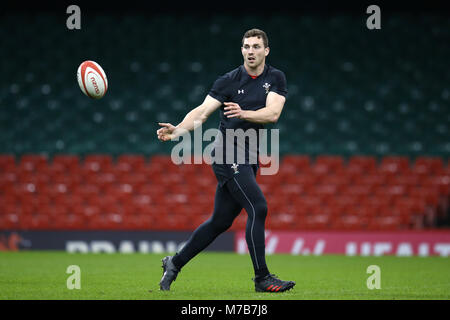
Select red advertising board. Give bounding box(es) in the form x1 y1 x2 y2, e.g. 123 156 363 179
235 230 450 257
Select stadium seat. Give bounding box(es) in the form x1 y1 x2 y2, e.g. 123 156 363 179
341 185 372 197
117 154 146 170
318 173 351 187
422 176 450 196
83 154 114 173
327 195 360 209
348 156 377 172
52 155 80 171
315 155 345 173
413 157 444 175
409 187 440 206
379 156 410 174
282 155 311 169
353 174 387 186
332 215 368 230
18 154 48 172
0 154 16 172
367 216 407 231
230 213 247 231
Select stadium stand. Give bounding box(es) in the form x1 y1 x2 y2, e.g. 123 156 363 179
0 13 449 231
0 154 449 231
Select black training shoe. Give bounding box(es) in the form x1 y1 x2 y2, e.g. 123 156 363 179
159 256 180 291
254 274 296 292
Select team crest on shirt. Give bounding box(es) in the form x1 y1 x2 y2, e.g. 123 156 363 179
231 163 239 175
263 83 271 94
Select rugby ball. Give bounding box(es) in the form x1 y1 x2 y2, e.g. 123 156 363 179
77 60 108 99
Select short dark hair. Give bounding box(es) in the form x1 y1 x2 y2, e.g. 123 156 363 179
242 28 269 48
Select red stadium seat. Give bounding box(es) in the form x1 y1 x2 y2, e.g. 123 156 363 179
286 173 317 186
50 211 83 230
117 154 146 169
379 156 410 174
257 172 283 188
413 157 444 175
86 212 125 230
14 182 40 196
315 155 344 172
65 214 87 230
52 154 80 172
116 172 146 187
409 186 440 206
19 154 49 172
308 162 331 177
150 154 172 167
332 214 368 230
47 204 68 217
73 204 101 219
282 155 311 170
53 194 84 208
0 171 17 184
2 212 22 229
317 173 351 187
353 174 387 186
0 192 17 207
308 184 339 197
387 174 420 187
341 185 372 197
230 213 247 230
277 162 298 176
87 193 118 208
421 176 450 196
348 156 377 174
39 184 70 202
327 195 360 209
162 172 185 186
267 213 296 230
118 213 146 230
279 204 310 218
268 192 296 208
308 206 341 228
72 184 100 201
83 172 116 190
367 216 405 230
50 172 82 187
16 172 50 190
131 194 152 207
29 214 51 230
360 195 394 208
304 213 331 230
103 184 134 204
294 196 322 209
0 154 16 172
279 184 304 196
374 185 407 197
137 184 165 203
394 197 426 216
82 154 114 173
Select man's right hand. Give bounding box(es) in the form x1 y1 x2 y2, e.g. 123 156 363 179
157 122 177 141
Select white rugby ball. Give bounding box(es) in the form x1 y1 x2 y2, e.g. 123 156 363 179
77 60 108 99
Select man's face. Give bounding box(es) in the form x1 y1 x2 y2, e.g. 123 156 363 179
241 36 269 69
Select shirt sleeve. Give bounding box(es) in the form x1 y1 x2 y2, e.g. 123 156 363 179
270 70 288 98
208 74 230 103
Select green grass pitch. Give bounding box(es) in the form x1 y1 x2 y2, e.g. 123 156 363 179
0 251 449 300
